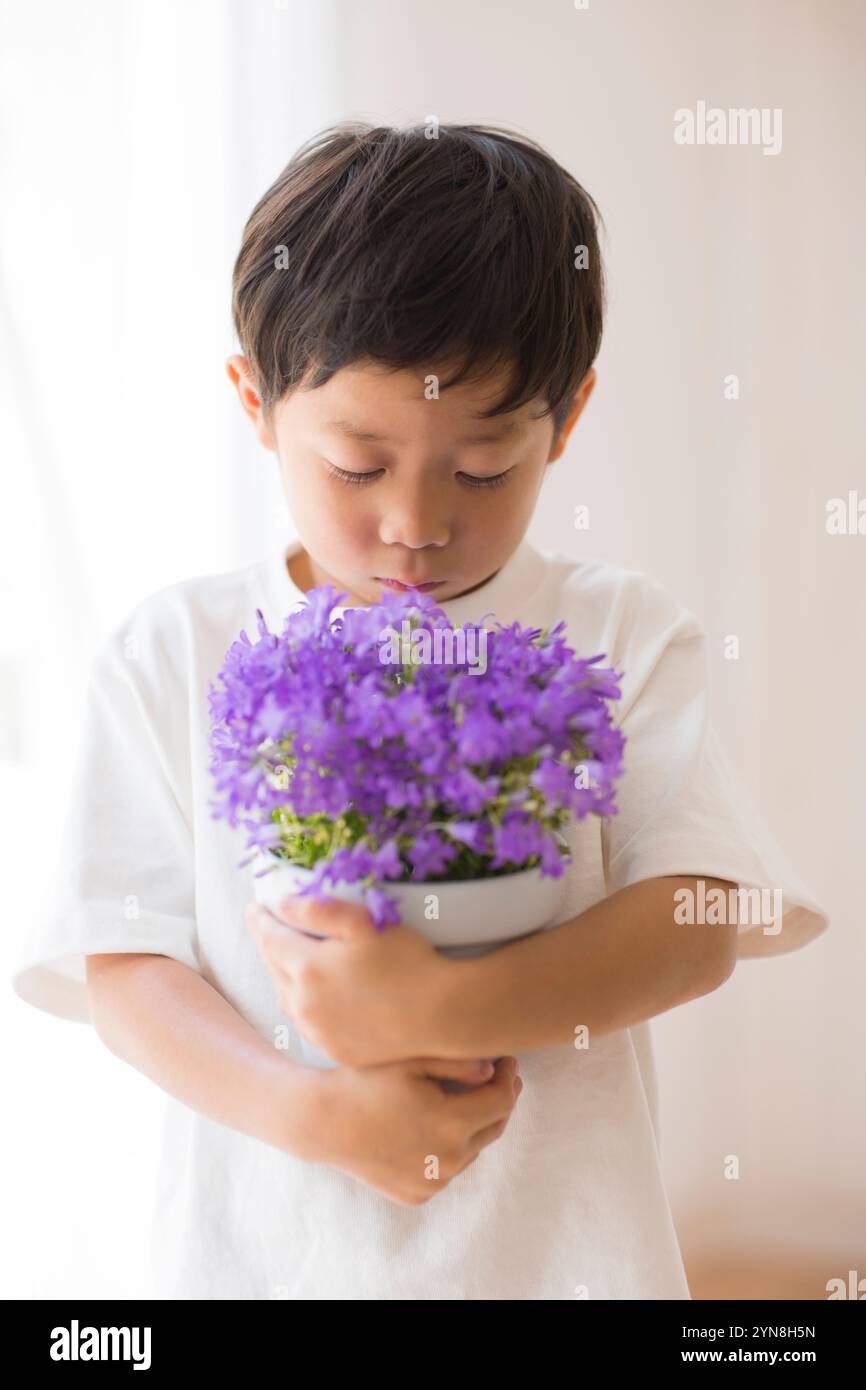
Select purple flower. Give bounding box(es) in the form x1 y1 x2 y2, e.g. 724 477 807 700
208 587 626 927
407 830 458 880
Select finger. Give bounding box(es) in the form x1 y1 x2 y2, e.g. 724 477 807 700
274 893 375 941
412 1057 498 1084
465 1114 511 1155
246 904 318 964
449 1059 522 1126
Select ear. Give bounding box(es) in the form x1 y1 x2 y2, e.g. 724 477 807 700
226 355 277 451
547 368 597 464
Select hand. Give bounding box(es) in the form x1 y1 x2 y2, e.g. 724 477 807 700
245 892 452 1067
313 1055 524 1205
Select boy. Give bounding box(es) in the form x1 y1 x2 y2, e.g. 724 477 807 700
12 122 829 1300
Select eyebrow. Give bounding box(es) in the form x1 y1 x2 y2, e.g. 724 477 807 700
324 418 523 446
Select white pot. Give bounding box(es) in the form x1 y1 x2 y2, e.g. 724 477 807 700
253 845 570 1074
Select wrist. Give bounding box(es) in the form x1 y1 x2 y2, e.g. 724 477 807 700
271 1056 337 1164
419 952 478 1058
295 1064 352 1168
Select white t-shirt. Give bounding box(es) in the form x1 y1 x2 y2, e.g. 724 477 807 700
11 536 829 1300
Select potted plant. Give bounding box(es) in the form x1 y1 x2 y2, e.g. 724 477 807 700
208 584 625 1071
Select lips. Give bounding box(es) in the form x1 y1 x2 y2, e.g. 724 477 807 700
376 577 444 593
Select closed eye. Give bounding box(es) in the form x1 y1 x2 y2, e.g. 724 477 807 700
324 464 381 486
458 469 513 490
324 463 514 490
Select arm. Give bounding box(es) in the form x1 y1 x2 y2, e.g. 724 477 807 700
85 952 328 1162
85 952 525 1207
423 876 739 1058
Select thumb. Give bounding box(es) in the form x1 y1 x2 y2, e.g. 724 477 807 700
413 1056 504 1084
276 893 371 940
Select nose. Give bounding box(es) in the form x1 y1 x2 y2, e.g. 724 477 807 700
378 495 450 551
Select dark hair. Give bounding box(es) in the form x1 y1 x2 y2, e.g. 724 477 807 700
231 121 606 441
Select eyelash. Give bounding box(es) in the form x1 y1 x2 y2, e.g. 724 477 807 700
324 464 513 490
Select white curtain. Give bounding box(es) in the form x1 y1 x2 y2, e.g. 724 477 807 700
0 0 340 1299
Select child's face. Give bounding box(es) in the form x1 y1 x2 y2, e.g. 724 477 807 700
228 355 595 607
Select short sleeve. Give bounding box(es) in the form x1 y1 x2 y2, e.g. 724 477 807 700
601 584 829 959
11 622 200 1024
